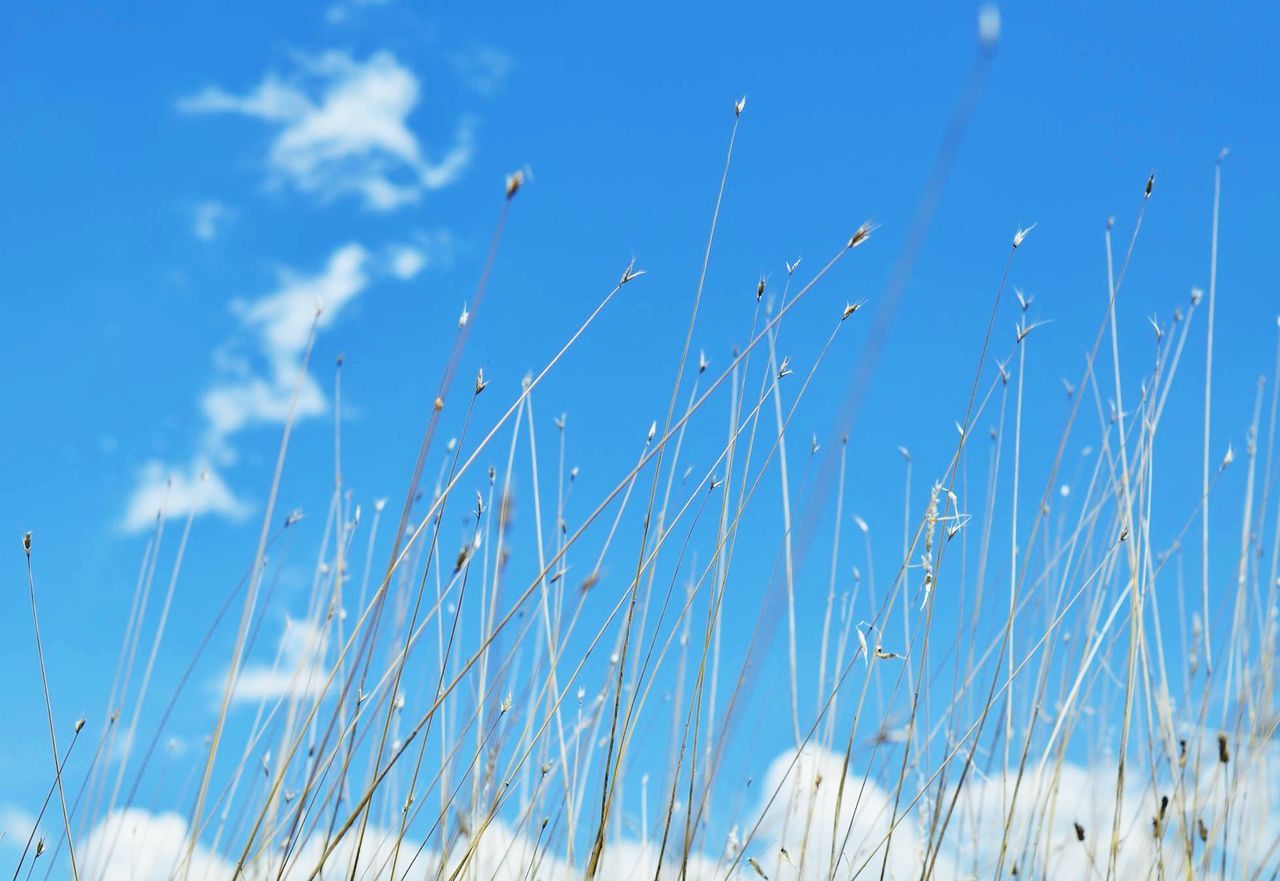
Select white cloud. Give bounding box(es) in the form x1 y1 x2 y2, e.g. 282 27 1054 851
385 229 454 282
123 242 422 532
388 244 426 280
83 810 226 881
122 460 250 533
201 242 369 442
0 805 37 852
240 243 370 364
228 617 329 705
452 45 514 98
178 52 473 211
324 0 395 24
193 201 233 242
75 744 1280 881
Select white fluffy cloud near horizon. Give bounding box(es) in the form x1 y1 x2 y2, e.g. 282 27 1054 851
73 744 1280 881
178 50 474 211
122 238 434 533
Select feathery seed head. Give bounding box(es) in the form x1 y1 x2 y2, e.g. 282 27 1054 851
1220 445 1236 471
847 222 873 249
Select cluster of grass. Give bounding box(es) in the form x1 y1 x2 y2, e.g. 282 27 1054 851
11 56 1280 881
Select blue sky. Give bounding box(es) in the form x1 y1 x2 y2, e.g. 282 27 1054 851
3 0 1280 867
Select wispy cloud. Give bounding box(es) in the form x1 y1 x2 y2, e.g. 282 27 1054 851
227 617 329 705
178 51 473 211
192 200 233 241
324 0 395 25
122 240 429 532
202 242 369 442
0 805 37 852
452 45 514 98
122 461 249 534
385 229 453 281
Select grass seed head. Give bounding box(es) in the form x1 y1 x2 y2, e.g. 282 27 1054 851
1012 223 1036 248
23 530 32 555
505 170 523 199
847 222 873 249
1220 445 1236 472
735 96 747 117
620 258 645 285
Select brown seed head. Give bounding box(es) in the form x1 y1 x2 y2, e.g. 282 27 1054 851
505 170 524 199
847 223 873 249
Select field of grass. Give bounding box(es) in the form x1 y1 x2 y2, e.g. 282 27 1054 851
9 29 1280 881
